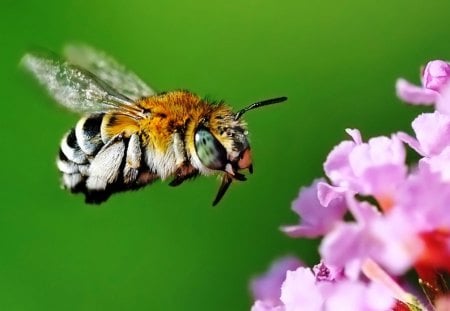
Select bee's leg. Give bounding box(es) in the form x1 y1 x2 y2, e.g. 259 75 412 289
169 131 198 186
86 134 125 192
172 131 187 166
136 170 159 186
169 162 199 186
123 134 141 184
212 174 233 206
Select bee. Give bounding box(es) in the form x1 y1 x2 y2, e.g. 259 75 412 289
21 44 286 205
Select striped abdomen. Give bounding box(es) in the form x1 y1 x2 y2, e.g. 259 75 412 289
57 114 156 203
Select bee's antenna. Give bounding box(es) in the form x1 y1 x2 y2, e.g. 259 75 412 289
235 96 287 120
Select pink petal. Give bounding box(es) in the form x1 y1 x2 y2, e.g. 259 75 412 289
370 210 423 275
411 111 450 156
346 197 381 225
281 180 346 238
319 200 382 277
324 280 395 311
250 256 303 305
281 224 322 238
397 131 424 156
347 135 407 196
280 268 323 311
348 136 405 177
323 140 356 186
396 164 450 231
436 81 450 114
395 78 438 104
319 223 365 273
345 128 362 144
420 146 450 181
422 60 450 91
316 182 347 207
251 300 285 311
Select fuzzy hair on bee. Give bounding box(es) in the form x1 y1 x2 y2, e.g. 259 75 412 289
21 44 287 205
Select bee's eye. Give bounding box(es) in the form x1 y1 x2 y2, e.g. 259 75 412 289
194 128 227 170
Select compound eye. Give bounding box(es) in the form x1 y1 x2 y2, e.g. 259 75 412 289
195 128 227 170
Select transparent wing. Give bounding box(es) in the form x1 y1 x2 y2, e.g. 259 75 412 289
21 51 144 118
63 44 155 100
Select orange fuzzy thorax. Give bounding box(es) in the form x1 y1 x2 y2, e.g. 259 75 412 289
136 91 241 153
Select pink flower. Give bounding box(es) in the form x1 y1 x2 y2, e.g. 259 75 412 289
396 164 450 231
312 261 343 282
396 60 450 114
280 179 346 238
320 189 426 277
249 59 450 310
323 130 360 188
369 209 424 275
279 263 395 311
319 198 387 277
321 163 450 277
420 146 450 181
398 111 450 157
422 60 450 91
324 129 406 211
396 60 450 105
280 267 324 311
250 256 303 307
323 280 394 311
396 78 438 105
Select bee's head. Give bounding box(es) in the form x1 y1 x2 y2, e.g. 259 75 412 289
194 97 287 205
194 121 252 176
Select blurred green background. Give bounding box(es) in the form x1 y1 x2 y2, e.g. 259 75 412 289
1 0 450 310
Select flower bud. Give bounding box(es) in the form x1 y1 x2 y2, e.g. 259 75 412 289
422 60 450 91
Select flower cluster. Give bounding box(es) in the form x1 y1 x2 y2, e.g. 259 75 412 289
250 60 450 311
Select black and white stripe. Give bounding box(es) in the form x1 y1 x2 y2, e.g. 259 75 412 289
57 114 154 203
75 114 104 155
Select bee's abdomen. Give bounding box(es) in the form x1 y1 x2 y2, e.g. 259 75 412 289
75 114 104 155
57 114 105 194
57 114 157 204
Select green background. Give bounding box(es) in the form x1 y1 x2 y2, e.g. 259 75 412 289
1 0 449 310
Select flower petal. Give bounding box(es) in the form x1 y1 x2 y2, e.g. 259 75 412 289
396 78 438 105
250 256 303 304
324 280 395 311
422 60 450 91
280 267 323 311
251 300 285 311
347 135 407 196
436 81 450 114
323 140 356 187
411 111 450 157
420 146 450 181
316 182 347 207
397 131 424 156
281 180 346 238
345 128 362 144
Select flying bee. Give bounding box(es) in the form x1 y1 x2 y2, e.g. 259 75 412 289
21 44 287 205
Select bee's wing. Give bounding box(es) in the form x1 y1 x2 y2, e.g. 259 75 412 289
63 44 155 100
21 51 145 118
